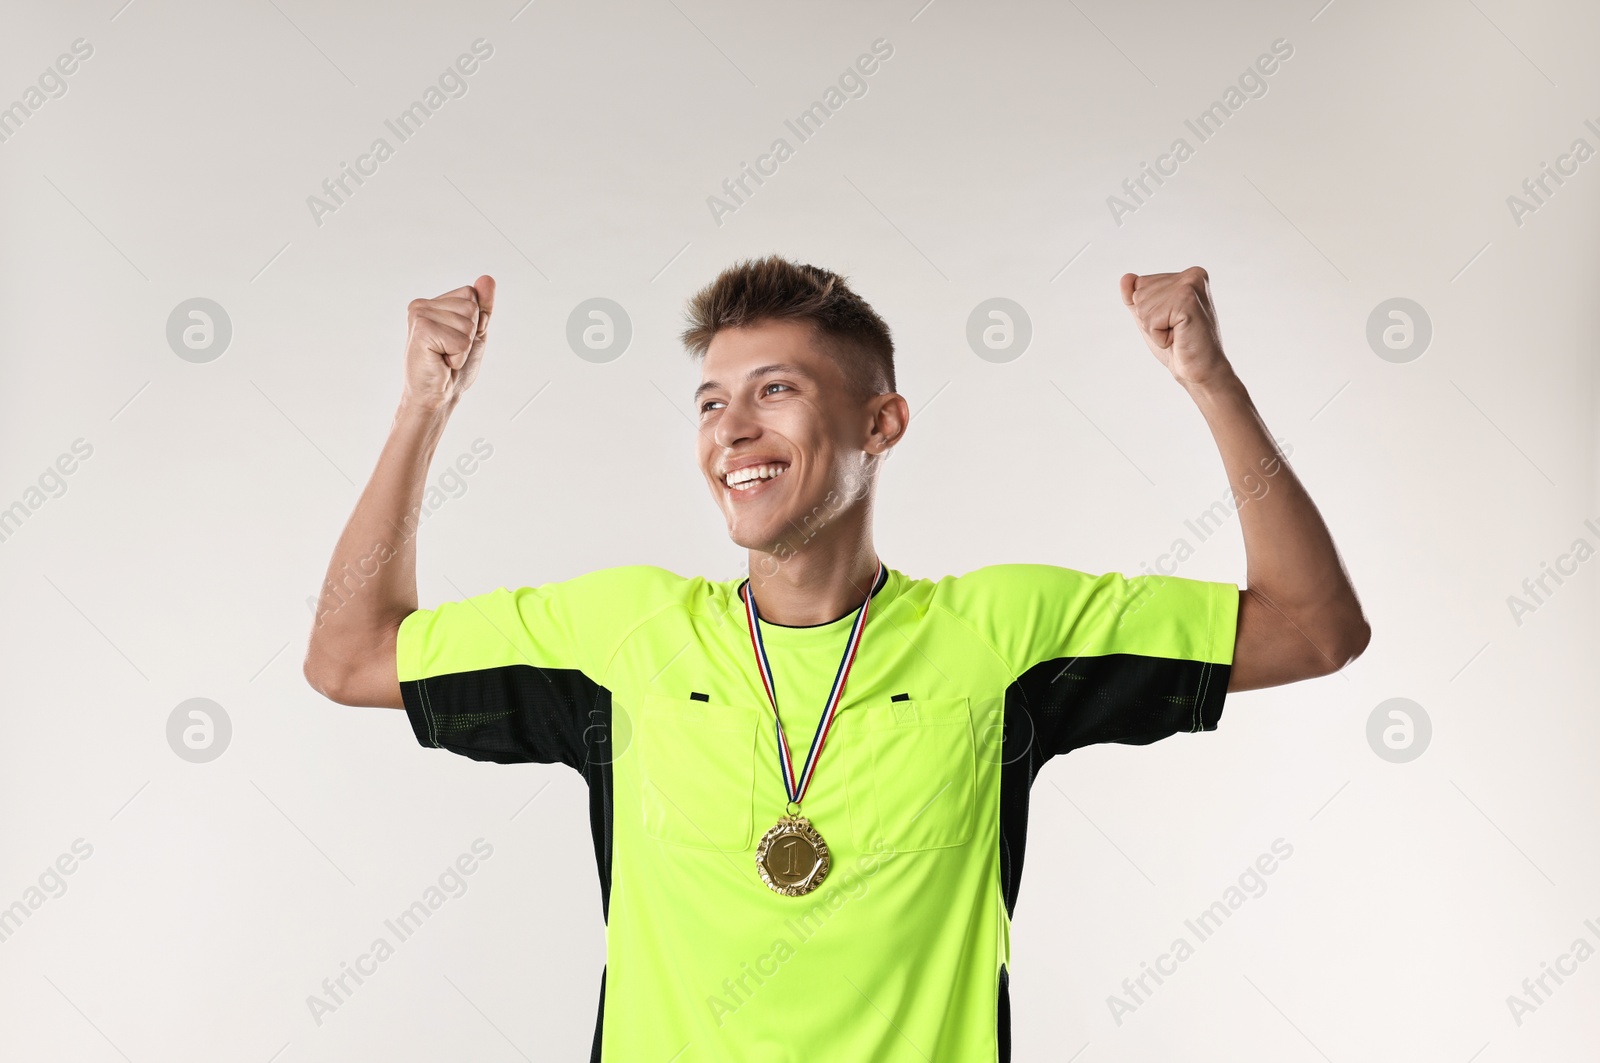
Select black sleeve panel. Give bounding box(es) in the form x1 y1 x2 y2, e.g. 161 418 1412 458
1017 651 1230 761
402 662 608 771
995 653 1230 920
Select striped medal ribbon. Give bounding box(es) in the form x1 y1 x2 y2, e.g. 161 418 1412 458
741 557 885 896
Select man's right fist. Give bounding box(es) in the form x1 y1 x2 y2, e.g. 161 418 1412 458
402 275 495 411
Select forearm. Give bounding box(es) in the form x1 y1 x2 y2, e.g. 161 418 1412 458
1185 370 1368 652
304 396 456 700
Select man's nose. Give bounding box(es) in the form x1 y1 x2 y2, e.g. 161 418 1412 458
712 395 759 449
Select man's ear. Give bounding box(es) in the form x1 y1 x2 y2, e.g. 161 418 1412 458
870 393 910 452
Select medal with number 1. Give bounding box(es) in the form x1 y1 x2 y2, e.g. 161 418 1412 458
741 559 884 896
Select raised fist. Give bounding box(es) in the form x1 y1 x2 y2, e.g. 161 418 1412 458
1120 267 1231 390
402 275 496 410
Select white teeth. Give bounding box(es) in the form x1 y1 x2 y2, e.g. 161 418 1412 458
724 463 788 488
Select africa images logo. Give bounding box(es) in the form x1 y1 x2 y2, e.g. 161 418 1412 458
304 39 495 227
1106 838 1294 1025
305 839 494 1026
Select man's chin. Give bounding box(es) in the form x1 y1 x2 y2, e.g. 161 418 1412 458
724 526 780 554
722 514 793 556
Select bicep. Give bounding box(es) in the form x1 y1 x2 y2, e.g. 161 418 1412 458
1228 587 1342 691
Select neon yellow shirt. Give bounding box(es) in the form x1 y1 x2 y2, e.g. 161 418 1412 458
398 562 1237 1061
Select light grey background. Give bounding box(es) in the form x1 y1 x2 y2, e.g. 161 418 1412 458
2 0 1596 1060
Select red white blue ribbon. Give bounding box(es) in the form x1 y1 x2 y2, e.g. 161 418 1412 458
740 558 885 807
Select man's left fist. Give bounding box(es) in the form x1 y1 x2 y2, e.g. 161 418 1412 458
1120 267 1231 389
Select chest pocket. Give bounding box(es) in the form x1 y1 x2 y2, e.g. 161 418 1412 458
851 696 976 852
636 692 759 851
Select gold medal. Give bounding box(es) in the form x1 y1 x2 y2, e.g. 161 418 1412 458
756 813 830 895
740 560 885 896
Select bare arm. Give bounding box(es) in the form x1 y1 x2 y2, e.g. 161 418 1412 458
1185 373 1368 690
1121 267 1371 691
302 275 497 707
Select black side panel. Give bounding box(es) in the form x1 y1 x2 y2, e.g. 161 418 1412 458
578 699 617 1058
576 687 618 924
997 962 1011 1063
590 964 606 1063
997 681 1050 921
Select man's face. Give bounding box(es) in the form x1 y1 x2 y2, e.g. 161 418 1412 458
694 318 882 554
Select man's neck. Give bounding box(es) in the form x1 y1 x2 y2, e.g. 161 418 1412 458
745 538 881 627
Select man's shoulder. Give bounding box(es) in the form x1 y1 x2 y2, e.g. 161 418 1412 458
551 564 726 617
556 563 702 596
925 562 1097 604
918 563 1115 643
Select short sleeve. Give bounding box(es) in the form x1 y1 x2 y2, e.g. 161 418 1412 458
396 565 681 768
938 564 1238 758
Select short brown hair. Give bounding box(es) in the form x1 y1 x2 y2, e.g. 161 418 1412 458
679 254 896 403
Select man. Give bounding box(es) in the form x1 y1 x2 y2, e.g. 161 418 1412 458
303 256 1369 1061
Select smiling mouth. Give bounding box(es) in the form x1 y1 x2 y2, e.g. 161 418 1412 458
723 462 789 493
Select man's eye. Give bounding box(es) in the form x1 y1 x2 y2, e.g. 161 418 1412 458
700 383 787 413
